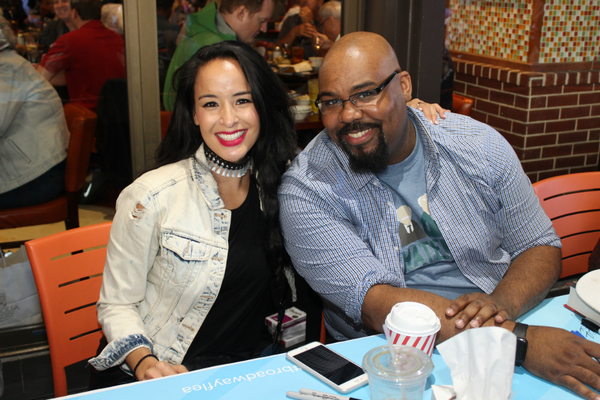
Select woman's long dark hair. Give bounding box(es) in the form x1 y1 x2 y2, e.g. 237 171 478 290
156 40 296 293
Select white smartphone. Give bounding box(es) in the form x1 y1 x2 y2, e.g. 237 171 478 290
286 341 368 393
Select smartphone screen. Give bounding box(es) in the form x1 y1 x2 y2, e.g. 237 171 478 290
293 345 365 385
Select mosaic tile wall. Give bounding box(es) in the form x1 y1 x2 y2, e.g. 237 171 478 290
447 0 600 64
539 0 600 63
447 0 533 62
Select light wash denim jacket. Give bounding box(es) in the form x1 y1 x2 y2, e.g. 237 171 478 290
90 145 233 371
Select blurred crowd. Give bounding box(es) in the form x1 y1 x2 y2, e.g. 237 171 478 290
0 0 341 205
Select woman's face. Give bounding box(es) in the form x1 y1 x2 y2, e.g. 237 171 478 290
193 58 260 165
53 0 71 22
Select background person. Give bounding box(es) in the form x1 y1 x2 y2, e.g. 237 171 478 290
38 0 76 51
36 0 125 111
275 0 322 59
308 0 339 56
1 0 29 30
89 40 296 387
163 0 275 111
0 16 70 209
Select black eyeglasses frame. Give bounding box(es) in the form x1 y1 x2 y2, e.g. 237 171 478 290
314 70 400 114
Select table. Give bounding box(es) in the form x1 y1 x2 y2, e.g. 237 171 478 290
295 112 323 131
278 71 319 90
62 295 599 400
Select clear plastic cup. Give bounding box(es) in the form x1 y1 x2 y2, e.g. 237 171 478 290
363 345 434 400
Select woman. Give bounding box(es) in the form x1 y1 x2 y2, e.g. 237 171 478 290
89 40 297 385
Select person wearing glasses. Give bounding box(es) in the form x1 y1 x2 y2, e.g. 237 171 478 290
278 32 600 400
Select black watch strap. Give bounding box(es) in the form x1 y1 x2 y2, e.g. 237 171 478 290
514 322 529 367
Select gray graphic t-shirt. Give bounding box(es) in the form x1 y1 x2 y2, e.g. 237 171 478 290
376 125 483 300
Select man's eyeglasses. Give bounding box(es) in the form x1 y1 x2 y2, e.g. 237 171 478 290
315 71 399 115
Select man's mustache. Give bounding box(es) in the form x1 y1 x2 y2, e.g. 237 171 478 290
337 121 382 139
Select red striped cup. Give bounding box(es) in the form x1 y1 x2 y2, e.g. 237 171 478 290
384 302 441 358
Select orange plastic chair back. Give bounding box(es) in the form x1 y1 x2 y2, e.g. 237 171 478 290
452 93 474 116
25 222 112 397
533 172 600 279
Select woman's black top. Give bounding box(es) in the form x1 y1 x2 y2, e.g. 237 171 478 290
182 178 271 368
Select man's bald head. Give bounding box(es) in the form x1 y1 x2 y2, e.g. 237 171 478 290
321 32 401 78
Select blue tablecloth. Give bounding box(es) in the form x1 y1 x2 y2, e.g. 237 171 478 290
63 295 599 399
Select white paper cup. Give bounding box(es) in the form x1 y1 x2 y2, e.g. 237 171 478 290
384 302 441 357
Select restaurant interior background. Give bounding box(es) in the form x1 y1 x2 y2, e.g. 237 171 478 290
0 0 598 398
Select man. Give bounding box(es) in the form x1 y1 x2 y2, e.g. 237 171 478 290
310 0 340 56
36 0 125 111
0 16 70 208
279 32 600 400
38 0 76 51
156 0 180 96
156 0 180 57
275 0 322 59
163 0 275 111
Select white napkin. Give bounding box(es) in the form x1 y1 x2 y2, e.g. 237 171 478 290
432 327 516 400
292 61 313 73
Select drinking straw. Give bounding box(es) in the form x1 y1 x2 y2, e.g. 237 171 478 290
383 323 400 366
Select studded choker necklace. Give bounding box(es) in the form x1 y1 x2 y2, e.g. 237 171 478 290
204 145 250 178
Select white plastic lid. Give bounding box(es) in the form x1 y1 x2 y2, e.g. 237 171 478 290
386 302 441 336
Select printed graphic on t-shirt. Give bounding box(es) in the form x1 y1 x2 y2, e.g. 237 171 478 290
398 194 453 273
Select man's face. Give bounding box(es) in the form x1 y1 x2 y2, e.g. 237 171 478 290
53 0 71 22
318 15 339 42
319 52 412 173
236 0 275 45
301 0 323 18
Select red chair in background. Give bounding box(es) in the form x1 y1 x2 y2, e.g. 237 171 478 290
25 222 111 397
452 94 474 116
0 103 97 248
533 171 600 293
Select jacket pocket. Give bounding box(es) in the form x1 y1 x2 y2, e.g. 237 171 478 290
161 232 210 284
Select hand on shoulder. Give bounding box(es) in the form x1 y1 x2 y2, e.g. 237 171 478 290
407 98 448 125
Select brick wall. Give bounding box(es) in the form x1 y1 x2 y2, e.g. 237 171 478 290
454 59 600 182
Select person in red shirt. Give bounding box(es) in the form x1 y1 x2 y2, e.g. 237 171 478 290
37 0 125 111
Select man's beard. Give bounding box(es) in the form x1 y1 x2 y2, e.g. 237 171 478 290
337 121 390 174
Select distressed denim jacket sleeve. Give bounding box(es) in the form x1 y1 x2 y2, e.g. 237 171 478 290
89 179 163 371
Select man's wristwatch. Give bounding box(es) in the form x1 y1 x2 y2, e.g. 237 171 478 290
514 322 529 367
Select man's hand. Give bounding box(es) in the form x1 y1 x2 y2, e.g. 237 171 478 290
445 292 512 329
309 32 333 55
293 22 317 39
406 98 447 124
298 6 314 23
523 326 600 400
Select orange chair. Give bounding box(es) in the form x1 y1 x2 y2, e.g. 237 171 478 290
452 93 474 116
160 110 172 140
25 222 111 397
320 312 327 344
0 103 97 248
533 171 600 280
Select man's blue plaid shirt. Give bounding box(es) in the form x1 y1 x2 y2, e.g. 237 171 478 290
279 108 561 340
